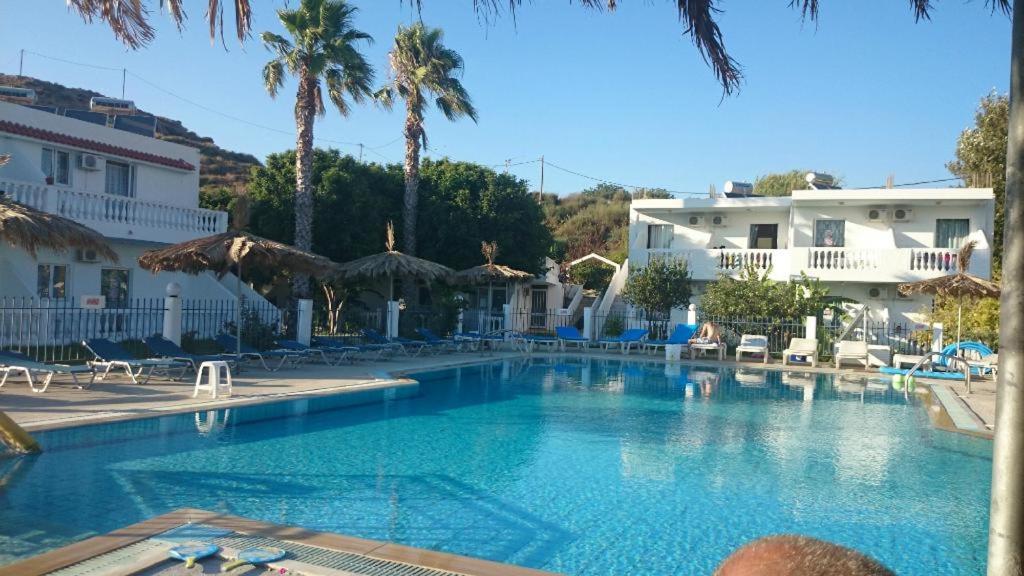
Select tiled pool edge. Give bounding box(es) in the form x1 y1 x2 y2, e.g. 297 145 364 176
929 383 992 438
1 508 559 576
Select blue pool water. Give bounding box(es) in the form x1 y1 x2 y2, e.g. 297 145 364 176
0 359 992 574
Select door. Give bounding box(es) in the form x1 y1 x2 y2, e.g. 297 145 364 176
530 288 547 329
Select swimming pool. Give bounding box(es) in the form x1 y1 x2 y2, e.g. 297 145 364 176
0 359 992 574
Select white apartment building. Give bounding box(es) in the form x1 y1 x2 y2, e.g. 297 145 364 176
626 186 995 323
0 99 244 305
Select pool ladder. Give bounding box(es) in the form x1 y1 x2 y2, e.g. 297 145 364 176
903 351 973 399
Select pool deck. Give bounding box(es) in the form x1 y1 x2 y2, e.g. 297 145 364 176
0 349 997 437
2 508 558 576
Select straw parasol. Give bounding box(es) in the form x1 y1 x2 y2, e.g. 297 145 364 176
139 228 339 355
898 240 1000 353
0 196 117 262
333 222 454 300
454 242 533 313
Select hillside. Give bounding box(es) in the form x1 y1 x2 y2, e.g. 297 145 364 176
0 74 260 192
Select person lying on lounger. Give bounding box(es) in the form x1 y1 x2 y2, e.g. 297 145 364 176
690 322 723 345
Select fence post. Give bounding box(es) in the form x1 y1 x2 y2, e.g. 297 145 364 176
502 303 512 333
583 307 594 340
162 282 182 346
296 299 313 346
686 303 697 326
386 301 400 339
932 322 944 352
456 310 464 334
804 315 817 340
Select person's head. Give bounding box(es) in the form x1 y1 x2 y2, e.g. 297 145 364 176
714 535 895 576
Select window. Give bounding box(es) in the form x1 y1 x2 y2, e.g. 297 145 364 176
100 268 130 307
936 219 970 249
36 264 67 299
647 224 673 249
814 219 845 247
748 224 779 249
105 161 134 197
490 287 507 312
41 148 71 185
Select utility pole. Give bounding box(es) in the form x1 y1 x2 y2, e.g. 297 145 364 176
358 143 364 162
18 49 24 77
121 68 126 98
504 158 511 173
539 155 545 198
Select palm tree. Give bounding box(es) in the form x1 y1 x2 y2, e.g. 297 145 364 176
376 23 477 256
261 0 374 298
67 0 253 49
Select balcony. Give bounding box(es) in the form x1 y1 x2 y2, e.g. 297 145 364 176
0 178 227 244
642 246 989 283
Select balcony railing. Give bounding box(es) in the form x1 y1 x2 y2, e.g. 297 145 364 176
716 249 776 271
0 178 227 243
806 248 880 272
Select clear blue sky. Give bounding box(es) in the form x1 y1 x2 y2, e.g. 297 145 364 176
0 1 1012 195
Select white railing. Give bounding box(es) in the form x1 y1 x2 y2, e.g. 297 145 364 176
594 258 630 338
0 178 227 242
806 248 880 271
908 249 959 273
716 249 776 272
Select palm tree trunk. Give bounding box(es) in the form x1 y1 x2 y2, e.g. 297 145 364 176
402 105 422 257
291 69 317 300
988 1 1024 572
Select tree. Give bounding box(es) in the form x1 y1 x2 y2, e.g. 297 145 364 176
376 23 477 256
67 0 252 49
699 264 836 319
922 295 1001 350
260 0 374 298
948 91 1008 270
621 257 692 338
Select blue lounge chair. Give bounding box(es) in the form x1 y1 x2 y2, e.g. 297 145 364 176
362 328 430 356
416 328 463 352
275 339 357 365
83 338 189 384
598 328 649 354
312 336 391 361
556 326 590 351
143 336 236 373
454 331 503 351
0 350 97 392
643 324 698 354
512 332 558 353
215 334 304 371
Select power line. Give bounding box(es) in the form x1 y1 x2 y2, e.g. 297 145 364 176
850 176 963 189
24 49 122 72
543 159 703 197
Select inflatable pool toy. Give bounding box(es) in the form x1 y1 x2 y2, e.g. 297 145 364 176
168 542 219 569
221 546 286 572
879 366 965 381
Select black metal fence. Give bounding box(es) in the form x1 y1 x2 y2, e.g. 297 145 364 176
312 304 385 338
847 319 930 356
698 314 806 356
507 308 576 337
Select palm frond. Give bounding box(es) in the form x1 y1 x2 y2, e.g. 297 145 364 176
374 86 396 111
958 239 977 274
262 60 286 98
68 0 156 50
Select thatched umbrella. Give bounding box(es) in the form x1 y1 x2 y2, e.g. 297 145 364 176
0 196 117 262
898 240 1000 354
333 222 454 300
453 241 533 316
138 229 339 355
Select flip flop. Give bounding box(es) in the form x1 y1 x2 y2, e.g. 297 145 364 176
221 546 286 572
168 542 220 569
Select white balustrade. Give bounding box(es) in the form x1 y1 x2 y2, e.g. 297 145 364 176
806 248 879 271
715 249 775 271
0 178 227 241
909 249 959 273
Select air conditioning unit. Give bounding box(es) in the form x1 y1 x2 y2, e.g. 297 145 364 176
75 248 101 263
867 208 889 223
687 215 706 227
89 96 136 114
868 287 888 300
78 153 105 171
710 214 728 227
892 207 914 222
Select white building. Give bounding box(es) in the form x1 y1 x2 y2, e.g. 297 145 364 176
0 99 241 304
625 185 995 323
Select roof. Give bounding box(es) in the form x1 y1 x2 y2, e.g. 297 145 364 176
0 119 196 171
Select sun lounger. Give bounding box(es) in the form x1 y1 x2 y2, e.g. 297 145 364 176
511 332 558 353
454 331 503 351
555 326 590 351
416 328 465 352
362 328 430 356
782 337 818 367
144 336 237 373
0 350 97 392
690 340 726 361
312 336 392 361
215 334 304 371
598 328 648 354
735 334 769 364
83 338 189 384
643 324 698 354
275 339 356 365
834 340 870 369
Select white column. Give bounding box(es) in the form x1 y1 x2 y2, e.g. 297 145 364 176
804 315 817 340
932 322 944 352
686 303 697 326
386 300 400 339
162 282 182 346
296 298 313 346
456 310 464 334
583 307 594 340
502 303 512 334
